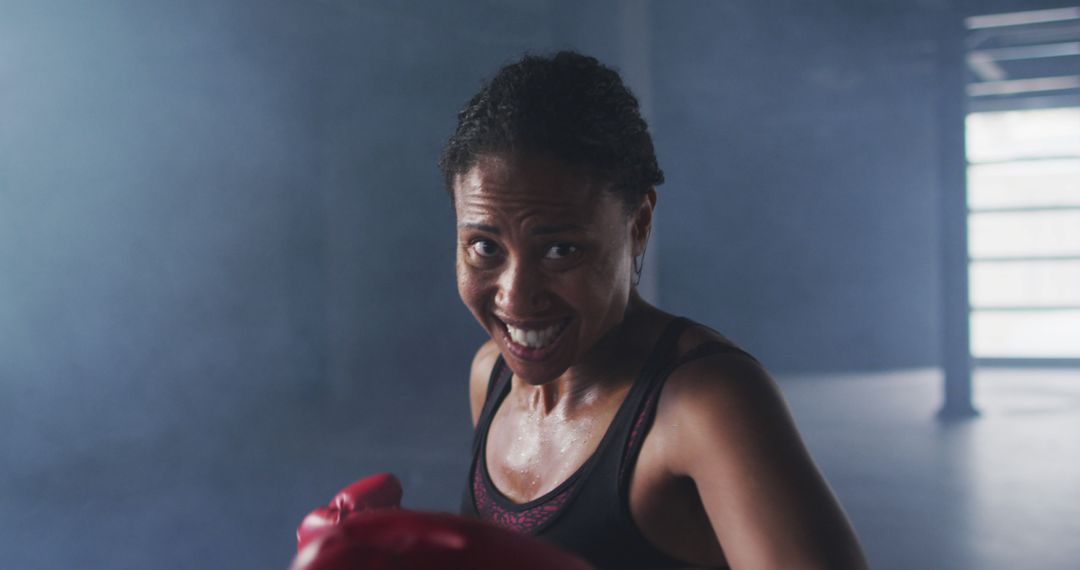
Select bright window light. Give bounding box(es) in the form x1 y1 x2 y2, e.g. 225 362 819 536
968 159 1080 209
966 107 1080 359
966 108 1080 162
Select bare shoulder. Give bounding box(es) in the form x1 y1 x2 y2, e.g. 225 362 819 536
469 339 501 428
653 326 869 569
655 320 783 444
656 338 790 476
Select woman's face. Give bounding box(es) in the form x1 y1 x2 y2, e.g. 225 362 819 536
454 152 648 384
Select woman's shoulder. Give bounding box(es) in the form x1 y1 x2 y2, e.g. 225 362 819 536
649 321 869 568
652 318 787 472
671 317 750 358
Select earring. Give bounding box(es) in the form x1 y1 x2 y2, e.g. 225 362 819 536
632 240 648 287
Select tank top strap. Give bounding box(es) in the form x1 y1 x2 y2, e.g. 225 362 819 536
470 354 513 456
634 316 696 382
618 326 760 489
613 317 692 486
671 339 761 369
484 354 509 404
573 316 697 466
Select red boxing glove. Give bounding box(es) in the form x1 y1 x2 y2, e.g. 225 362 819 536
289 509 595 570
297 472 404 551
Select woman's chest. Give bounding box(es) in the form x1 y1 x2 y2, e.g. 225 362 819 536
484 396 618 503
482 391 726 567
482 384 685 514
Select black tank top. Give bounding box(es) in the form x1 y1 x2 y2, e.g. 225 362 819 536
459 317 760 569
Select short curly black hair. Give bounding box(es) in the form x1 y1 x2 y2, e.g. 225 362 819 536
438 50 664 214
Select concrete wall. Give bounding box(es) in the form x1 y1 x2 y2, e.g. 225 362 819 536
1 3 331 568
0 0 595 567
649 0 1075 373
651 1 951 373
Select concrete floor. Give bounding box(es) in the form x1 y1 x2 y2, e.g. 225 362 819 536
781 367 1080 570
4 367 1078 569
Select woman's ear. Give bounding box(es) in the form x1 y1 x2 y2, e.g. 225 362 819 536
632 188 657 257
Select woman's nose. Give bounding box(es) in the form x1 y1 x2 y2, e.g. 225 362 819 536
494 259 550 315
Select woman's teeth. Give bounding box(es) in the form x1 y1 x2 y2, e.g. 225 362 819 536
506 321 566 349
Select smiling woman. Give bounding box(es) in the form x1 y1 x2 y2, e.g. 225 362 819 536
440 51 868 570
453 152 643 384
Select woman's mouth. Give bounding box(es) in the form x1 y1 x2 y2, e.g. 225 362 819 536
497 317 572 360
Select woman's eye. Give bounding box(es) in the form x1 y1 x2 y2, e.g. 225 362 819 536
470 239 499 257
544 243 580 260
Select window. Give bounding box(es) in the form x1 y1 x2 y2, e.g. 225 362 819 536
965 7 1080 360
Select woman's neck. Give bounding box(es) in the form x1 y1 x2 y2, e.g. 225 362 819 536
512 290 659 417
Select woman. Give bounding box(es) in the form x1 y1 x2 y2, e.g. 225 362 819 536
443 51 868 570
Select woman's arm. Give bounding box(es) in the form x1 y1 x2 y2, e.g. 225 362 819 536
660 354 869 570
